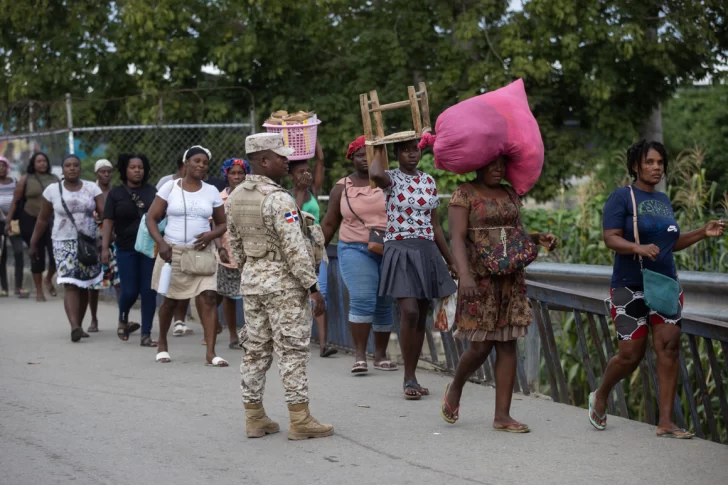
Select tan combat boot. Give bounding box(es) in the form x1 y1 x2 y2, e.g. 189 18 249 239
287 403 334 440
244 403 280 438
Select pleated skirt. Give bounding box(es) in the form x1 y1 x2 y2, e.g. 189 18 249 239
378 238 457 300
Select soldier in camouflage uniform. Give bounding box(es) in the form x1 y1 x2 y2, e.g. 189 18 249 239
227 132 334 440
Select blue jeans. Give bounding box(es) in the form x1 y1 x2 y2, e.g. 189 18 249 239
338 241 394 332
116 249 157 336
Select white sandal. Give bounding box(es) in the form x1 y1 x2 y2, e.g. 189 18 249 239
172 321 187 336
206 356 229 367
156 351 171 363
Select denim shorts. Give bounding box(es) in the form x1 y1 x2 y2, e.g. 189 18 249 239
317 260 328 307
338 241 394 332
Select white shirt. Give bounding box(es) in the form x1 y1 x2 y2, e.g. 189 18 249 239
43 180 102 241
156 174 175 190
157 179 223 246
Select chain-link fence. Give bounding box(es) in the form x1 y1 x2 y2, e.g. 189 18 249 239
1 92 255 183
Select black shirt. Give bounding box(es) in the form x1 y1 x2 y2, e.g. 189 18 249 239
103 183 157 251
206 176 227 192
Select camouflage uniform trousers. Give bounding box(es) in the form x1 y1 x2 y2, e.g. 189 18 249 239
240 288 312 405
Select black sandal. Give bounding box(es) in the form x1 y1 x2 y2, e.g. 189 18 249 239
140 335 158 347
320 346 338 358
404 380 422 400
127 322 141 335
117 326 129 341
71 328 83 342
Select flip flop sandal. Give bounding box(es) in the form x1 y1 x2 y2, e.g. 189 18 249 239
206 356 229 367
656 428 694 439
588 391 607 430
71 328 84 342
156 351 171 363
16 289 31 299
127 323 141 335
320 347 338 358
140 336 158 347
351 361 368 374
173 321 187 336
414 383 429 396
493 422 530 433
373 360 398 371
441 383 460 424
229 340 241 349
403 380 422 401
117 326 130 341
87 323 99 333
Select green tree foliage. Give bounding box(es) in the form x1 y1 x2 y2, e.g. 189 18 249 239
663 85 728 197
2 1 727 199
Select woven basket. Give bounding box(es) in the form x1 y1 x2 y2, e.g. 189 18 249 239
263 119 321 160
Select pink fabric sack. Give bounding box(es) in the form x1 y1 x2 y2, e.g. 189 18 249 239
427 79 544 195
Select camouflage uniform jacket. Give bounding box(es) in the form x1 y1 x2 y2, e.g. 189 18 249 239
227 174 318 296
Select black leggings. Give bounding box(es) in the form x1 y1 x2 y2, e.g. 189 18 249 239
19 210 54 275
0 220 25 291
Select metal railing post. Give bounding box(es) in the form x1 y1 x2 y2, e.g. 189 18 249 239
65 93 74 154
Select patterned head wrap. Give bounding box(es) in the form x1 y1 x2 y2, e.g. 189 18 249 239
221 158 250 180
346 135 366 160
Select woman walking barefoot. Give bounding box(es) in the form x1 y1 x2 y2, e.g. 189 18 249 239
441 157 556 432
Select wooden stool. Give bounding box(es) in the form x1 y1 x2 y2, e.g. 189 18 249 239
359 83 431 186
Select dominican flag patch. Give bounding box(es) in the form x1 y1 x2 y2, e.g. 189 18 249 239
285 210 299 223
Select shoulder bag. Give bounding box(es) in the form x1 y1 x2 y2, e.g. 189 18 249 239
129 185 167 258
343 178 385 255
177 180 217 276
628 186 681 316
472 186 538 276
58 181 99 266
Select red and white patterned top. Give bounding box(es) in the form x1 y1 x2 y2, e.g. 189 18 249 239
383 169 440 242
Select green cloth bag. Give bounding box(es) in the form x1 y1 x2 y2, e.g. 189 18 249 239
628 187 681 317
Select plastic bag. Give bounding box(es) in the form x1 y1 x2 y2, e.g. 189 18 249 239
431 79 544 195
433 284 458 332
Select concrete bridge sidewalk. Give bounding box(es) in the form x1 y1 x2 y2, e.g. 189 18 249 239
1 297 726 485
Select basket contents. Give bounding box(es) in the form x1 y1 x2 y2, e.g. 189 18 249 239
264 110 317 125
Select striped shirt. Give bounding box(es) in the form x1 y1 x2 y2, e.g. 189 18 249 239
0 178 16 215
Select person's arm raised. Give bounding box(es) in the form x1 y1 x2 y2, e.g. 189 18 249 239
368 146 391 189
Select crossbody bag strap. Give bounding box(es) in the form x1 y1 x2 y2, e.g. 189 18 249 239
343 178 370 229
57 181 82 234
628 186 643 270
122 184 145 218
178 179 187 244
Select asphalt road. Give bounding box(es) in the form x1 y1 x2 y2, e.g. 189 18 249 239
1 296 726 485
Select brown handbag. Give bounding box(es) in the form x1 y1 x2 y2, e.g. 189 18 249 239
343 178 385 255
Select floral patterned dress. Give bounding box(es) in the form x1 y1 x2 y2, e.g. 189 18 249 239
449 183 532 342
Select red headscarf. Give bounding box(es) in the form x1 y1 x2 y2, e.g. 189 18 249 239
346 136 366 160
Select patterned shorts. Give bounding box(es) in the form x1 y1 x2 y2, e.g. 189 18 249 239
609 287 683 341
